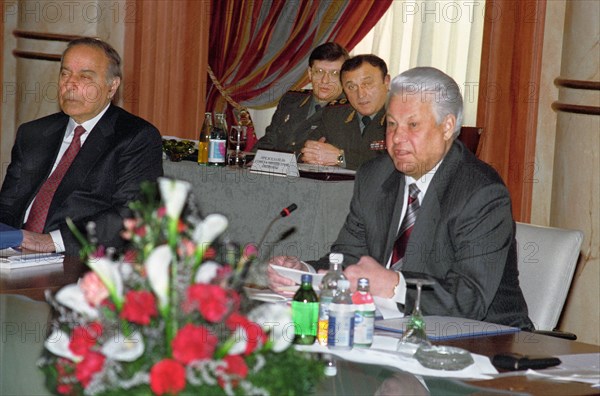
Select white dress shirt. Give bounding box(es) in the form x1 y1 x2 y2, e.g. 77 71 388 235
375 159 443 318
24 104 111 252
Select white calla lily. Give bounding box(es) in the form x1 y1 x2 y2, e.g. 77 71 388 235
227 327 248 356
87 257 123 307
248 303 293 352
194 261 221 284
158 177 191 219
192 214 229 247
44 329 83 362
101 330 144 362
55 284 99 319
145 245 172 311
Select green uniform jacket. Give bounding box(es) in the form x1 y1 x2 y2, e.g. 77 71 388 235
255 90 327 153
304 102 387 170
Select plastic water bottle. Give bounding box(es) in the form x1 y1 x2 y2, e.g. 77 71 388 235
292 274 319 345
352 277 376 348
317 253 346 346
327 279 354 350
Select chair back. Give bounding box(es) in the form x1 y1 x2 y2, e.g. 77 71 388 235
458 126 483 154
515 222 583 331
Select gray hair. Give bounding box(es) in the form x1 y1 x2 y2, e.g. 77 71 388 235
63 37 122 83
389 67 463 136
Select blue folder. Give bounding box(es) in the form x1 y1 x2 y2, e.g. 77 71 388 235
0 222 23 249
375 316 520 341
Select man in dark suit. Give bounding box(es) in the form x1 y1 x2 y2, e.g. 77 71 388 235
269 67 533 329
0 38 163 255
299 55 389 170
254 42 348 153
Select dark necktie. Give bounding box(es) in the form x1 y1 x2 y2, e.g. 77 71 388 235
315 104 322 112
362 116 371 128
24 126 86 233
391 183 420 270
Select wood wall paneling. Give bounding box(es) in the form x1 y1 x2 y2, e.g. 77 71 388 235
477 0 547 222
124 0 211 139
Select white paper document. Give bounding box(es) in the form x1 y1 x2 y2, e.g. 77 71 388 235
0 249 64 270
298 163 356 175
296 335 498 379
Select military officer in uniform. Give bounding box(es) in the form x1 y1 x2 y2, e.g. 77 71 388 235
254 42 349 153
300 55 390 170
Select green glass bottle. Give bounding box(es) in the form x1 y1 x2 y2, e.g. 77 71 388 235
292 274 319 345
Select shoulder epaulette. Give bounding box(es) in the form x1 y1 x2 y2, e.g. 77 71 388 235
289 88 312 95
326 98 350 107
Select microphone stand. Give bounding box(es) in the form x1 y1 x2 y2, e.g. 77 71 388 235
232 204 297 291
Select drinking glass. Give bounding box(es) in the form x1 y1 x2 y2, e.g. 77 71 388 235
228 126 247 166
396 278 435 356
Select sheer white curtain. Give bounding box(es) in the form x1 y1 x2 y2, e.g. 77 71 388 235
350 0 485 126
250 0 485 135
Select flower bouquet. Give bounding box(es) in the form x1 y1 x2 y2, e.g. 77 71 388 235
39 178 323 395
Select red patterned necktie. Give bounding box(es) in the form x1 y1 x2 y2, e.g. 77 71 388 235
24 126 86 233
391 183 420 270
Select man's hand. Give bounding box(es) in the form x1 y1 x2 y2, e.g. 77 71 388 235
300 137 341 166
344 256 399 298
21 230 56 252
267 255 304 292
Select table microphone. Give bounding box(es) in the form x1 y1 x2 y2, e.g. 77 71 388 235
233 203 298 290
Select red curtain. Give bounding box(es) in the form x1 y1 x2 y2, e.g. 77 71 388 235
206 0 392 112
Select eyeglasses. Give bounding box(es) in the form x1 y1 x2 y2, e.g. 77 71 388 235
344 79 376 92
311 68 340 80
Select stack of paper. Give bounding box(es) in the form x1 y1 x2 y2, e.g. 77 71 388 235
0 249 64 270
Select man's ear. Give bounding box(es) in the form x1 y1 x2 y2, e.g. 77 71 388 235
108 77 121 99
442 114 456 141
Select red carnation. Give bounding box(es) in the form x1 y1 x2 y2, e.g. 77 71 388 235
75 351 105 387
69 322 103 356
218 355 248 388
120 290 158 325
204 246 217 260
172 324 218 364
226 313 266 355
187 284 230 322
150 359 186 395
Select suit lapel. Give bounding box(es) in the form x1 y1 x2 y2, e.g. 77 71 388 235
51 106 117 206
380 169 405 264
402 142 462 272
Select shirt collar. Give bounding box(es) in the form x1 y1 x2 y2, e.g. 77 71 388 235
67 103 111 136
405 158 444 200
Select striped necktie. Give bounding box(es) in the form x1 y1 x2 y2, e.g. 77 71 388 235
391 183 420 270
24 126 86 233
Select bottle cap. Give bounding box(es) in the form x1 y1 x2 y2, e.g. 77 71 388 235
358 278 369 288
301 274 313 283
337 279 349 290
329 253 343 265
324 364 337 376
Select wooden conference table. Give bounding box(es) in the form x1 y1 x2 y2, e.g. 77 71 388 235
1 262 599 395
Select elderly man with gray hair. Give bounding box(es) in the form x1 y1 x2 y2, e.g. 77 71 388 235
269 66 533 329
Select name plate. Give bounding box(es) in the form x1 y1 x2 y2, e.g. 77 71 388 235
250 150 299 177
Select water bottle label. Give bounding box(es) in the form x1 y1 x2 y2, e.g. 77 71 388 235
292 301 318 336
327 311 354 348
353 310 375 346
317 300 332 346
208 139 226 162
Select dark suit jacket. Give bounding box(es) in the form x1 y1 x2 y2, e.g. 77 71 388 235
0 105 164 255
255 89 327 153
318 140 533 329
306 104 387 170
